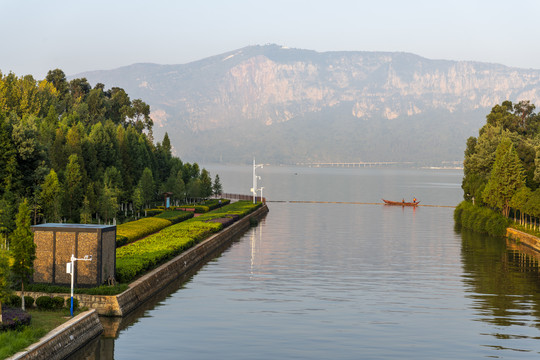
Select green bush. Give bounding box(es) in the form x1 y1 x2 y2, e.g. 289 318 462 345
154 210 194 224
25 283 129 295
116 234 129 247
52 296 65 309
5 294 21 307
66 297 79 311
35 296 54 310
116 217 172 247
116 221 222 283
454 201 509 236
24 296 34 308
144 209 163 217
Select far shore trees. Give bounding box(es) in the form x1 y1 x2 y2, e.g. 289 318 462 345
458 100 540 232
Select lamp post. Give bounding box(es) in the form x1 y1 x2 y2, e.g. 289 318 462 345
252 158 263 204
66 254 92 316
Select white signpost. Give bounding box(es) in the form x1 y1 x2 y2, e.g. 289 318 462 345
66 254 92 316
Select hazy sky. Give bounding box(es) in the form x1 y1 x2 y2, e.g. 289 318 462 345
3 0 540 79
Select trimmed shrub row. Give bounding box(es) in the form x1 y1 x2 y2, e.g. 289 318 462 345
116 217 173 247
454 201 510 237
1 295 78 311
25 283 129 295
154 210 194 224
196 200 262 222
115 201 262 283
116 221 222 283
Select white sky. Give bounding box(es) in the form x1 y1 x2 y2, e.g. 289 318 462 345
2 0 540 79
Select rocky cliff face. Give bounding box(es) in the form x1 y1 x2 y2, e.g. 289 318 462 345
76 45 540 164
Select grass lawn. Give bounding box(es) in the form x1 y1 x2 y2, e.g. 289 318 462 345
0 308 83 359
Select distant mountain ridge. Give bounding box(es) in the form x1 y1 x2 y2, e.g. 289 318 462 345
74 44 540 164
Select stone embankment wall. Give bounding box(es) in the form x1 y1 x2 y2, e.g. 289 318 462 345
506 228 540 252
22 204 269 316
7 310 103 360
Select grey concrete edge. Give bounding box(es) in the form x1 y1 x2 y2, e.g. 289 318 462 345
6 309 103 360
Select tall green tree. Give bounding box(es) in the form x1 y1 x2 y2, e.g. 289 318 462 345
510 186 532 225
213 174 223 196
139 167 154 208
482 138 526 217
64 154 83 222
10 199 36 311
200 169 213 198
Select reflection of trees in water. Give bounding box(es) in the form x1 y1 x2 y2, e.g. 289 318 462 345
459 227 540 328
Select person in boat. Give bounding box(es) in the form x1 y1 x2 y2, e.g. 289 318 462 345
402 198 405 203
413 197 416 203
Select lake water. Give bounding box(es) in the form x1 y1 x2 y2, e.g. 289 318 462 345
70 166 540 359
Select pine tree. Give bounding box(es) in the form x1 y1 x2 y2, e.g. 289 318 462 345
213 174 223 196
482 138 526 217
10 199 36 311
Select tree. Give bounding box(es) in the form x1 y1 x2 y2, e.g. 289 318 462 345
132 185 144 216
99 185 118 224
482 138 526 217
525 189 540 230
213 174 223 196
64 154 83 222
0 247 11 323
510 186 532 225
80 196 92 224
186 178 201 202
172 170 186 203
139 168 154 208
200 169 213 198
10 199 36 311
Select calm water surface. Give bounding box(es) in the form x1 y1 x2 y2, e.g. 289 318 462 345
71 166 540 359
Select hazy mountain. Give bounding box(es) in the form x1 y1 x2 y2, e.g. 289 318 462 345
74 44 540 165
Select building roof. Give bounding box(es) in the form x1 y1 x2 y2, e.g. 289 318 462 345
32 223 116 230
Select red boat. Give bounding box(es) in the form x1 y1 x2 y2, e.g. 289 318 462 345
382 199 420 206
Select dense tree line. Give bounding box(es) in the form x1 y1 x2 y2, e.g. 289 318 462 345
0 69 222 243
461 100 540 229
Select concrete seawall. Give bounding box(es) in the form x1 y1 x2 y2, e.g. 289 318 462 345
7 310 103 360
506 228 540 252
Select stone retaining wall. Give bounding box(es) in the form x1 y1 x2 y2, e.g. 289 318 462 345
7 310 103 360
22 205 268 317
506 228 540 252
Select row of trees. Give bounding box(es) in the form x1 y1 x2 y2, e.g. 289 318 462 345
462 100 540 229
0 200 36 319
0 69 223 244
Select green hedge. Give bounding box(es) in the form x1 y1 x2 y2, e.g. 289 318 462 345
196 200 262 221
203 198 231 210
115 201 262 283
116 217 172 246
154 210 194 224
25 283 129 295
116 221 222 283
454 201 509 237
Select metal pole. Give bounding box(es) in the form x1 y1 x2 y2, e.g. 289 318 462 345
70 254 74 317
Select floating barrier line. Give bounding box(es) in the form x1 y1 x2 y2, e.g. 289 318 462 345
267 200 456 208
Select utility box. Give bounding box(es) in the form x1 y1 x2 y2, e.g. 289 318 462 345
31 223 116 287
